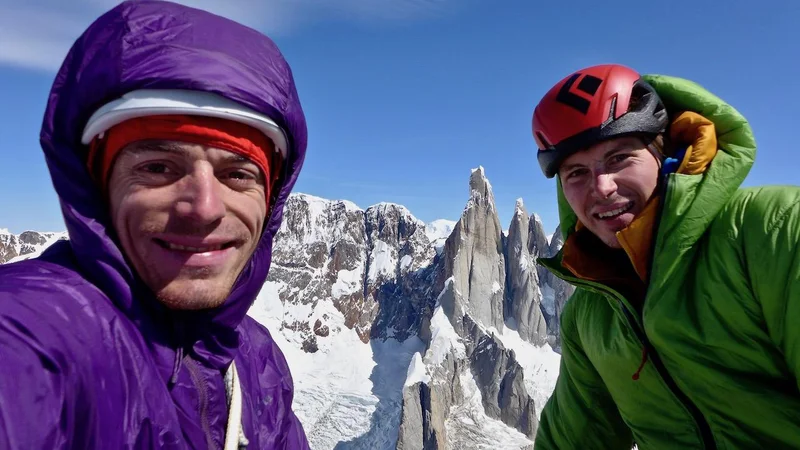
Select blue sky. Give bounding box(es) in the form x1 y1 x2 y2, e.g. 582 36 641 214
1 0 798 235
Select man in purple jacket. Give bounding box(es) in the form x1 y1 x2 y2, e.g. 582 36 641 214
0 1 310 448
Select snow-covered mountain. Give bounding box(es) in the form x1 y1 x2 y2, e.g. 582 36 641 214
253 166 571 449
425 219 456 255
0 229 68 264
1 166 573 449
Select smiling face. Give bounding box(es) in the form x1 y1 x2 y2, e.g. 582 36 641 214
558 136 660 248
107 140 268 310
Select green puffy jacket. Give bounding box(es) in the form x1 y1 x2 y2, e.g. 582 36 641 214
535 74 800 449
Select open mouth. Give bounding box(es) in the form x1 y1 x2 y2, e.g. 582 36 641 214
594 201 634 220
154 239 236 253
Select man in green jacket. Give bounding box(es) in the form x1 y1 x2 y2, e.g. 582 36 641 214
530 63 800 449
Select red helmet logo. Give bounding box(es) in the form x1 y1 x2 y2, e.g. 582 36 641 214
554 72 604 115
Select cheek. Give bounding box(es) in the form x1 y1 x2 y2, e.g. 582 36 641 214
562 184 588 216
628 167 659 199
254 200 268 230
106 195 142 260
107 185 131 237
111 190 172 238
232 192 268 233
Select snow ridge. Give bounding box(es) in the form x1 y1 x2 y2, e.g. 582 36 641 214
0 230 69 264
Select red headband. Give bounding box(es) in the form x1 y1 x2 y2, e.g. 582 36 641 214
87 115 282 198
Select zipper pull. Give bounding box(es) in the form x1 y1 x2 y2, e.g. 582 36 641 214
632 346 649 381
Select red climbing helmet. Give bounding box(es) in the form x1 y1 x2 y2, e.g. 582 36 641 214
532 64 668 178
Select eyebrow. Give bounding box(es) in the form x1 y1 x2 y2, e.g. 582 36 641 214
559 143 638 173
126 141 190 156
126 140 251 164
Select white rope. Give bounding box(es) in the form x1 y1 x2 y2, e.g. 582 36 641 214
224 361 248 450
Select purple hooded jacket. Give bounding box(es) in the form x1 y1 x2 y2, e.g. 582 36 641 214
0 1 310 448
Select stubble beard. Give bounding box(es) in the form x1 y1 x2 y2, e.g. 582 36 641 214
150 265 236 310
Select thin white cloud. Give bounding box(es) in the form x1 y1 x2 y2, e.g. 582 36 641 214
0 0 461 72
81 0 301 32
0 8 92 71
296 0 454 22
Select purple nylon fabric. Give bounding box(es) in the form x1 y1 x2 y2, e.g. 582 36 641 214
0 1 310 448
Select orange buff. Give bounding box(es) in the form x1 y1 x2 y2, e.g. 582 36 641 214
87 114 282 196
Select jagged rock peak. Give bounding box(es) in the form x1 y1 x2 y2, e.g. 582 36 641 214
515 198 525 214
443 167 506 333
527 213 550 262
467 165 496 213
506 201 548 346
548 224 565 257
401 166 540 446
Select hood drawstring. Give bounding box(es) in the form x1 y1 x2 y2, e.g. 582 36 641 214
170 345 185 386
169 320 188 386
224 361 249 450
632 346 649 381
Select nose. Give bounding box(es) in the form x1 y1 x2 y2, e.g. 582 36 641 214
592 172 618 199
174 163 226 223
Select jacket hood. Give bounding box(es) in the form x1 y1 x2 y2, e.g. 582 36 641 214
552 74 756 251
39 0 307 368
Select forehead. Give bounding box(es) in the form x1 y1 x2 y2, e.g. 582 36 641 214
121 140 250 162
561 136 647 167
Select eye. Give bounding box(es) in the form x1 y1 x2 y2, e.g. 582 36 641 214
221 169 260 186
609 153 631 164
565 168 588 180
137 162 173 175
135 161 178 177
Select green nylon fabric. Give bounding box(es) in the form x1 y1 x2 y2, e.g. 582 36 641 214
534 74 800 449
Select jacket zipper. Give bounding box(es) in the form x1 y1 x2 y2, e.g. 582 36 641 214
185 357 217 450
636 161 715 448
619 303 716 449
540 260 716 449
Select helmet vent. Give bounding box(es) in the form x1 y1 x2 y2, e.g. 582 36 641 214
536 132 552 150
628 84 650 112
603 96 618 125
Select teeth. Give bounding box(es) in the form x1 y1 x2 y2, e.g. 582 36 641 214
598 203 632 219
167 243 222 252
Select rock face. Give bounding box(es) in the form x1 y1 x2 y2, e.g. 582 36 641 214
267 194 370 349
463 316 537 436
548 224 565 255
396 381 430 450
537 223 575 352
267 194 438 348
364 203 438 342
528 214 553 295
505 200 548 346
441 167 506 335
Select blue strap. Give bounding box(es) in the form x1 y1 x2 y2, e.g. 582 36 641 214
661 146 688 176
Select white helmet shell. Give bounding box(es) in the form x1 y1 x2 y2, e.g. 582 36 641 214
81 89 288 158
